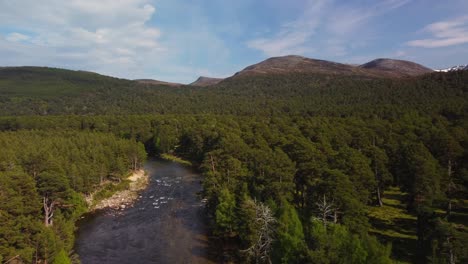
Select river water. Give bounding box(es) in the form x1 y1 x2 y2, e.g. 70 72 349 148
74 160 215 264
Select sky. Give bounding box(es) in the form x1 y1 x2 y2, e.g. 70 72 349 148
1 0 468 84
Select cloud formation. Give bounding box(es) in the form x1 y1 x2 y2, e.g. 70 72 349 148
1 0 467 82
407 16 468 48
246 0 410 57
0 0 163 78
5 32 30 42
246 0 327 56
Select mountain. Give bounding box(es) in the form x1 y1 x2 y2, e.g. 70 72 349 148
135 79 182 87
190 76 224 86
0 64 466 116
232 55 432 79
359 58 433 77
0 66 131 97
233 55 370 76
435 65 468 72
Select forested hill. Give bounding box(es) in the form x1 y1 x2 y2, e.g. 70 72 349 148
0 67 132 96
0 66 467 117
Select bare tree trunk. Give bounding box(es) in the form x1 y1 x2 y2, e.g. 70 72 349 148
447 236 455 264
316 194 337 227
446 159 453 217
43 197 55 227
133 155 138 171
377 185 383 207
242 200 275 263
3 255 21 264
373 136 384 206
322 195 327 227
209 154 216 175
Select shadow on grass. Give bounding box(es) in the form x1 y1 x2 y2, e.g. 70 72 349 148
369 216 416 237
370 230 416 263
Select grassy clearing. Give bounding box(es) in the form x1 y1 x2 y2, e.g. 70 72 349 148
90 180 130 206
367 187 417 263
160 153 192 166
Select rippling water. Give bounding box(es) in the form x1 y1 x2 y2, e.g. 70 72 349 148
74 160 214 264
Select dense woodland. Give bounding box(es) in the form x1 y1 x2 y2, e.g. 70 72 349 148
0 67 467 263
0 131 146 263
0 67 466 117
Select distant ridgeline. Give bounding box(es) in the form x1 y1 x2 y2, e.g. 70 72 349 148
0 57 467 264
0 63 466 117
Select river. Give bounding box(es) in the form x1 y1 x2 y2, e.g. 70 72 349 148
74 160 215 264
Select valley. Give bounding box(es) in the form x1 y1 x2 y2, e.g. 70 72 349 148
0 55 467 264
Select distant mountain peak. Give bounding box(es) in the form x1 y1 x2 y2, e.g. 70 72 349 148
190 76 223 86
233 55 432 78
236 55 361 76
435 65 468 72
359 58 433 76
135 79 182 87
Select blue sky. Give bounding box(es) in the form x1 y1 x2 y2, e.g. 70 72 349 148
1 0 468 83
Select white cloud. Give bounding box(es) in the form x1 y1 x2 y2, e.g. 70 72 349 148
246 0 411 57
246 0 327 57
5 32 30 42
0 0 235 83
0 0 164 78
407 16 468 48
326 0 411 36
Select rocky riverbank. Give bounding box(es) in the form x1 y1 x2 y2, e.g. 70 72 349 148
75 160 214 264
86 169 149 211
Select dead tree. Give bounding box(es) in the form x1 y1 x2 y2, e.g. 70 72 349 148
3 255 22 264
315 195 339 227
209 154 217 175
43 196 57 227
242 200 276 264
43 196 71 227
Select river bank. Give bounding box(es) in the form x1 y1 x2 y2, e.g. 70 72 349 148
75 160 215 264
85 169 149 211
160 153 192 166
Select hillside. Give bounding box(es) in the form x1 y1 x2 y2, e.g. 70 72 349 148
0 66 132 97
190 76 224 86
0 56 435 98
135 79 182 87
0 66 466 116
231 55 432 79
359 58 433 77
233 55 371 77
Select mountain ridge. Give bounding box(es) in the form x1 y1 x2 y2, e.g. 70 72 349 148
435 65 468 72
0 56 443 87
190 76 224 86
359 58 433 77
135 79 183 87
231 55 433 79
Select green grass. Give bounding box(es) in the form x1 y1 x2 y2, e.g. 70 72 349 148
368 189 468 263
160 153 192 166
91 180 130 205
367 187 417 263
